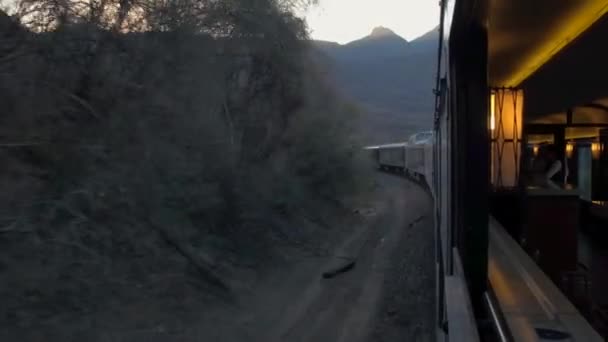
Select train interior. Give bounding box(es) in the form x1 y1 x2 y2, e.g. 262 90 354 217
485 1 608 339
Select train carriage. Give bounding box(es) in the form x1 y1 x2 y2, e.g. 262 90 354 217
372 0 608 340
377 142 408 171
369 132 433 183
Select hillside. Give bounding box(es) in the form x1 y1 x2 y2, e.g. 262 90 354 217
0 4 374 340
313 26 439 144
0 4 440 340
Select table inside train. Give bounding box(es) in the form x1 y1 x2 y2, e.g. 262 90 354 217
522 182 580 283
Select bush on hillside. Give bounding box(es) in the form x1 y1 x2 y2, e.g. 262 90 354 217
0 0 368 294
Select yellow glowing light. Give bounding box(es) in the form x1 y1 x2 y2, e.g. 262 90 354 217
566 142 574 158
592 141 601 159
533 145 539 156
490 89 523 188
504 1 608 87
490 92 496 131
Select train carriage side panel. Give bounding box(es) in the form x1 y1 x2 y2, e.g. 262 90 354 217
424 141 434 194
407 145 425 176
376 143 407 169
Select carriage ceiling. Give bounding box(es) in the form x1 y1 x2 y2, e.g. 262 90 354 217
487 0 608 117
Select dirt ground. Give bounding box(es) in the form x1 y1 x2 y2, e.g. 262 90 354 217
0 172 435 342
220 171 436 342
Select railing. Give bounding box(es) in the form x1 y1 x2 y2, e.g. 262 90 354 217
488 217 603 341
444 248 480 342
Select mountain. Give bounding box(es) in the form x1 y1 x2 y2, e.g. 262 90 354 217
312 26 439 144
316 26 410 62
407 26 440 54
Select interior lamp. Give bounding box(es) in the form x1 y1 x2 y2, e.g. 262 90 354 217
592 141 601 159
566 142 574 158
490 88 524 188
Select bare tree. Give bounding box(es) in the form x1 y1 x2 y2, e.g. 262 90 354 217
0 2 368 331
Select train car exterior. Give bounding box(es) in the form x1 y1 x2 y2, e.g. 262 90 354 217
377 143 407 170
404 145 424 175
370 133 433 185
433 0 607 341
372 0 608 340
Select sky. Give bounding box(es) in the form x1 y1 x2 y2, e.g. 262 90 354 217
303 0 439 44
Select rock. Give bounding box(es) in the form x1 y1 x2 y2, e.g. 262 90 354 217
322 258 356 279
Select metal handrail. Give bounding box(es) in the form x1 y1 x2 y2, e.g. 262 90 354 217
484 289 513 342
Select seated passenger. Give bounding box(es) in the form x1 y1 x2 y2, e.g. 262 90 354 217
528 144 566 187
543 144 567 183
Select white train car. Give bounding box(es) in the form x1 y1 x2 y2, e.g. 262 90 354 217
368 131 434 191
376 142 407 170
407 131 433 179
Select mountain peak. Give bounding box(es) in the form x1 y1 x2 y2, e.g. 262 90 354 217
370 26 397 38
412 26 439 42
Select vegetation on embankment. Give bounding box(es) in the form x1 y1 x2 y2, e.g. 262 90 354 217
0 0 370 337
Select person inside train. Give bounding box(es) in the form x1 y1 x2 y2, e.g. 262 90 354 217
543 144 567 184
529 144 565 187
